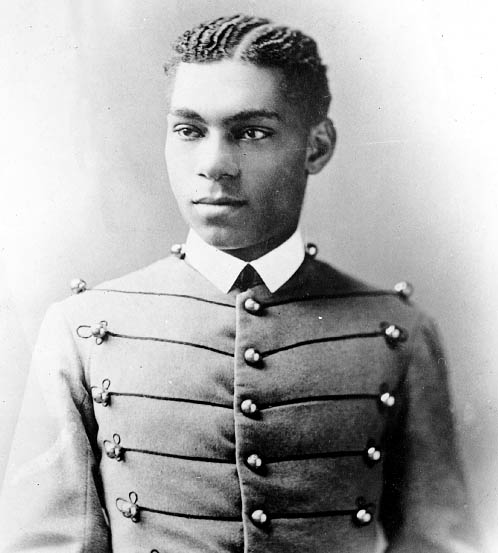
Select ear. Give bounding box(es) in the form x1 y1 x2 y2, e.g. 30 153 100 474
305 118 336 175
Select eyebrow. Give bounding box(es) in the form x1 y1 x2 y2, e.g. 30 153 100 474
168 108 282 125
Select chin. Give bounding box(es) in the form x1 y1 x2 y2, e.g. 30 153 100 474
194 225 255 251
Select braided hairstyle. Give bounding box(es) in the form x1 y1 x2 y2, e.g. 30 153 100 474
164 14 331 126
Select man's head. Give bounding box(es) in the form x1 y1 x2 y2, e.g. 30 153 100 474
165 14 331 127
164 15 336 260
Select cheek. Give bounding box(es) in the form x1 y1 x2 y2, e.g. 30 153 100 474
243 148 298 178
245 148 306 195
165 144 195 198
166 154 189 205
165 142 185 175
165 135 199 172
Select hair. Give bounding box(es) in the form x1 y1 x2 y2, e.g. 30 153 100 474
164 14 331 126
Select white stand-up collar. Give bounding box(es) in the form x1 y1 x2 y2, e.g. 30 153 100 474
184 228 305 294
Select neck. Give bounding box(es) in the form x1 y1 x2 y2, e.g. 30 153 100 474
220 229 296 262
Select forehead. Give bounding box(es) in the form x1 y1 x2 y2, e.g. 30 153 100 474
169 61 289 120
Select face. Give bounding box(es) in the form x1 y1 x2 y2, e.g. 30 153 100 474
165 60 311 258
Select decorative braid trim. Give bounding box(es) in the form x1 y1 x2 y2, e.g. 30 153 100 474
261 331 382 357
91 288 234 308
259 393 378 410
107 391 232 409
107 332 233 356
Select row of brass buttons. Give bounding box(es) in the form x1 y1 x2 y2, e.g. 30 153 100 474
102 432 382 469
248 502 376 528
241 290 262 488
91 379 396 413
238 301 384 528
242 290 263 523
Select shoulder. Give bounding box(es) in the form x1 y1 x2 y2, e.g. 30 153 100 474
94 255 183 292
303 257 378 293
294 255 415 303
294 255 436 340
63 253 197 304
51 251 232 326
45 255 183 325
310 259 446 374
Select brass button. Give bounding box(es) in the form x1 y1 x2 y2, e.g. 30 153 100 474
244 297 262 314
365 442 382 465
241 399 258 415
251 509 268 526
91 321 109 345
247 453 264 471
70 278 87 294
244 347 262 365
366 446 381 462
381 323 407 347
394 281 413 299
380 391 395 407
354 507 373 526
116 492 140 523
91 379 111 407
305 243 318 257
385 324 401 339
104 434 124 461
76 321 109 344
170 243 185 259
353 497 375 526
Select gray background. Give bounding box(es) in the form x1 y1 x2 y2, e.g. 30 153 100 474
1 1 497 549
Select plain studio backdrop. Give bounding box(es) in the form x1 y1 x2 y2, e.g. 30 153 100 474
1 0 497 549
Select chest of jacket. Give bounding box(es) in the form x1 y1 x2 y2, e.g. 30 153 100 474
74 273 413 553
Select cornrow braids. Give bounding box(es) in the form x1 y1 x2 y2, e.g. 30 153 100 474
170 15 269 63
164 14 331 126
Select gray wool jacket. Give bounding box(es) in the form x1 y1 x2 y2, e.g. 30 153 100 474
0 251 479 553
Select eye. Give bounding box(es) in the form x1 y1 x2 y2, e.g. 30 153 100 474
173 125 203 140
238 128 273 141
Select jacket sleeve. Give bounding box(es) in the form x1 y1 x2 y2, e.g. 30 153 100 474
0 302 111 552
380 315 481 553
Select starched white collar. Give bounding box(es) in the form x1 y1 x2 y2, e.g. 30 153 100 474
184 228 305 294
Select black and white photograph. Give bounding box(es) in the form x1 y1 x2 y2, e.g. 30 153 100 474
1 1 497 551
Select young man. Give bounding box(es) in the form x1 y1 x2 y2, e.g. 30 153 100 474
0 14 478 553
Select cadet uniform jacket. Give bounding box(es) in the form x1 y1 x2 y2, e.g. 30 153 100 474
0 250 478 553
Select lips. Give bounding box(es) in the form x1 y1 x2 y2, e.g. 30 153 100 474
192 197 246 207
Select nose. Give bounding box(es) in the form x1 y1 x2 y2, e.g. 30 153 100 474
196 133 239 181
